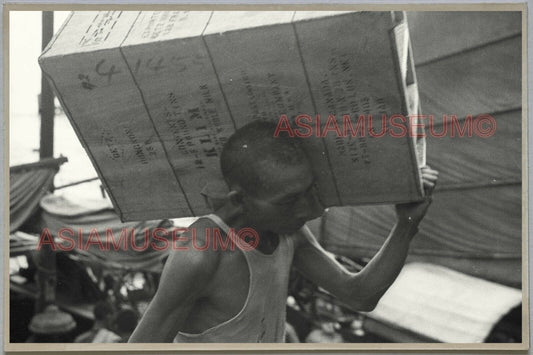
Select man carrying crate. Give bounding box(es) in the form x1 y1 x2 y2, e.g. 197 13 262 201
129 120 438 343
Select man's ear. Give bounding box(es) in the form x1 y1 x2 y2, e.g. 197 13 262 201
227 190 244 206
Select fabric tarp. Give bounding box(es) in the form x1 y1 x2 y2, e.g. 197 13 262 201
10 157 67 233
322 185 521 286
36 194 173 272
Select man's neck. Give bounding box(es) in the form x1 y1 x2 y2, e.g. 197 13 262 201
214 203 279 255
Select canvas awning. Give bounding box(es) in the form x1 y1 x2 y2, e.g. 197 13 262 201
10 157 67 233
365 263 522 343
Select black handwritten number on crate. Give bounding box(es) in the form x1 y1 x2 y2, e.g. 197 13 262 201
130 55 206 75
96 59 121 84
132 57 179 75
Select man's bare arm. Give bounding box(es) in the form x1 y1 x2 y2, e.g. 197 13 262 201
293 166 438 312
128 221 220 342
293 218 418 311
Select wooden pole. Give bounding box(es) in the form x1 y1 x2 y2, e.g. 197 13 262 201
35 11 56 315
39 11 54 160
30 14 78 339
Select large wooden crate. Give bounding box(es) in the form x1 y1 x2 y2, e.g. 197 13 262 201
40 11 425 221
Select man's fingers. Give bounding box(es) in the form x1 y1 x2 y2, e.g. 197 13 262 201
421 166 439 175
420 165 439 196
422 172 438 181
421 168 439 176
421 166 439 185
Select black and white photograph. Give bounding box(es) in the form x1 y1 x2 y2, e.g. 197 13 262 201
5 5 527 351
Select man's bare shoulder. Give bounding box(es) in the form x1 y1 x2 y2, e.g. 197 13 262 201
163 217 227 282
181 216 225 248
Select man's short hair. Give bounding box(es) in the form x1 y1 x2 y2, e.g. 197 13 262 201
220 120 309 196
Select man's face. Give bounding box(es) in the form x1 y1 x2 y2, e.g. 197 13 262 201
240 162 324 235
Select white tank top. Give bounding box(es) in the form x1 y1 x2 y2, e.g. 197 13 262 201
174 214 295 343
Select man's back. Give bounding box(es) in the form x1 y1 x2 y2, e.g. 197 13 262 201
129 214 296 342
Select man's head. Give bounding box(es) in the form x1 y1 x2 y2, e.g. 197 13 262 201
220 120 324 234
